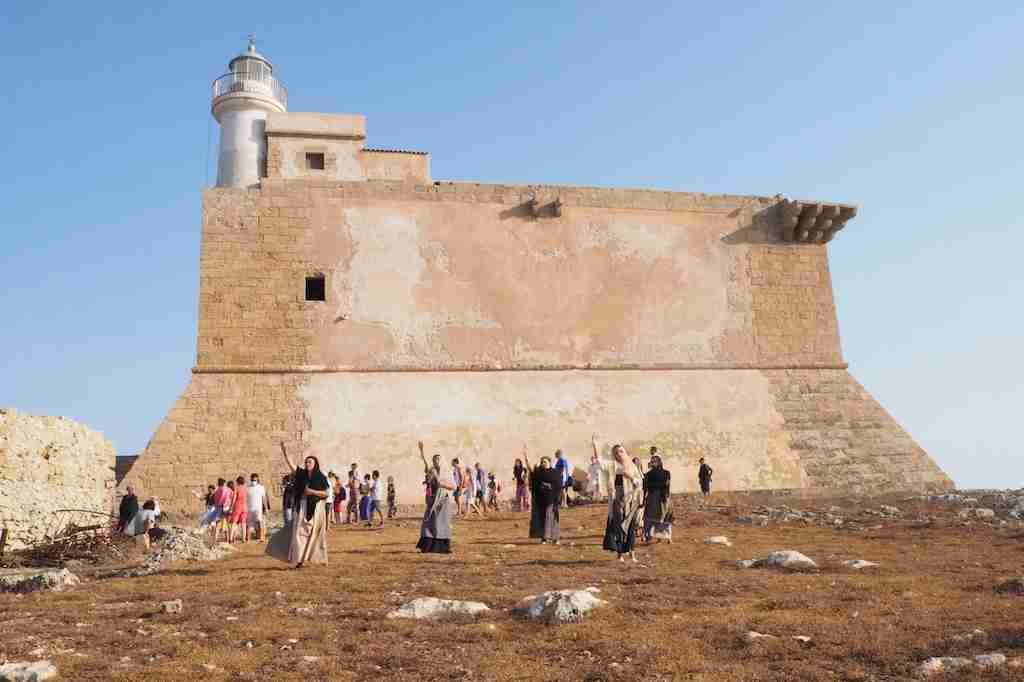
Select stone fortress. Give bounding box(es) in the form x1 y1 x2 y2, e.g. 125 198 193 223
123 40 952 514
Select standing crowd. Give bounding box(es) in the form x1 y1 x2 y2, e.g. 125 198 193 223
119 438 714 570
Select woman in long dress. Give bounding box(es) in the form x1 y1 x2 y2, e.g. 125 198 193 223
416 441 455 554
599 437 644 563
524 446 561 544
642 450 671 543
266 442 330 568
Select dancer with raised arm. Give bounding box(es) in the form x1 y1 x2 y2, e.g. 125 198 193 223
416 441 455 554
599 436 644 563
266 442 329 568
524 445 562 544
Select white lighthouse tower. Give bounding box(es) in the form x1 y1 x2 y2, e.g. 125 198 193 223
211 37 287 187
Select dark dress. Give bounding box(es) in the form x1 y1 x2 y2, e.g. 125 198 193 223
642 468 671 540
529 467 562 541
416 468 452 553
118 494 138 532
699 463 713 494
603 474 640 554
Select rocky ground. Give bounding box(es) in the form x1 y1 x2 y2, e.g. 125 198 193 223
1 489 1023 681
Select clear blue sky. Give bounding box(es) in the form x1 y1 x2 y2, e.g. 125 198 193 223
2 1 1021 488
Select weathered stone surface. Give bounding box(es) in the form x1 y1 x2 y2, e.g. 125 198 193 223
0 409 116 550
386 597 490 620
516 588 605 624
0 568 80 594
0 661 58 682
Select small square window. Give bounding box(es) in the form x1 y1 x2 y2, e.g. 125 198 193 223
305 275 326 302
305 152 325 171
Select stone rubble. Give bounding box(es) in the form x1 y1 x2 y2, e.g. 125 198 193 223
118 528 235 577
0 661 58 682
0 568 80 594
386 597 491 620
516 588 605 624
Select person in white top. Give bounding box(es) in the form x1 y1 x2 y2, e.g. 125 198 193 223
368 470 384 527
587 452 604 501
245 473 270 541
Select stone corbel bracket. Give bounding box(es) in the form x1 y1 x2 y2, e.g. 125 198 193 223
780 199 858 243
526 196 563 218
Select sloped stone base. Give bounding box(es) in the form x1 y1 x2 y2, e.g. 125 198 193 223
124 368 951 516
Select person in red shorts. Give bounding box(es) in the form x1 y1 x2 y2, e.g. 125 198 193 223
228 475 248 542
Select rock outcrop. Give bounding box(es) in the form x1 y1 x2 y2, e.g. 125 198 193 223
0 409 116 550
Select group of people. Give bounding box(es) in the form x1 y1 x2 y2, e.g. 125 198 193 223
415 437 713 563
163 438 713 571
196 474 272 543
116 485 164 547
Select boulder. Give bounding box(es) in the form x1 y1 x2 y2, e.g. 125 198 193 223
916 657 972 677
975 653 1006 668
842 560 879 570
160 599 182 614
516 588 605 624
704 536 732 547
737 550 817 572
0 568 79 594
387 597 490 620
0 661 58 682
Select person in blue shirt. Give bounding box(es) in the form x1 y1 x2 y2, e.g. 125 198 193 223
554 450 572 507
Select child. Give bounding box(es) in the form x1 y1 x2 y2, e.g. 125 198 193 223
386 476 397 519
487 473 500 512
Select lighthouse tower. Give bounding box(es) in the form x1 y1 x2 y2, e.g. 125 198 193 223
211 37 287 187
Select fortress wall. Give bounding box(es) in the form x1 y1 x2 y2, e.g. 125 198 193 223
196 181 840 371
124 180 952 514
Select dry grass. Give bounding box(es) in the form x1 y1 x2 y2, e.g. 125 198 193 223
2 492 1023 681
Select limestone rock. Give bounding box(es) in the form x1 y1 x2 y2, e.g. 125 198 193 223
387 597 490 620
704 536 732 547
160 599 182 614
995 577 1024 595
0 568 80 594
0 409 116 551
975 653 1006 668
0 661 58 682
738 550 817 572
916 657 972 677
842 560 879 570
516 587 605 624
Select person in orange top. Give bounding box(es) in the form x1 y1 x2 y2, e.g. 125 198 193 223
228 475 248 542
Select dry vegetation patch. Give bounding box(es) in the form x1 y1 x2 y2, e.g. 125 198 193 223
1 492 1022 680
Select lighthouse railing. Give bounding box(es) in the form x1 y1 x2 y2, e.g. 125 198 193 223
211 72 288 108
